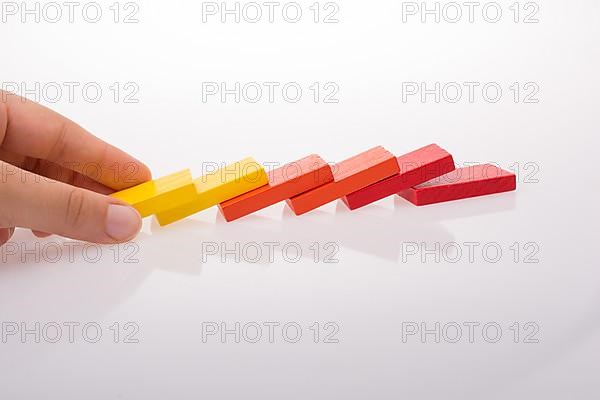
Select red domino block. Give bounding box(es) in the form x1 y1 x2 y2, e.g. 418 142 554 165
342 144 455 210
218 155 334 222
398 164 516 206
286 146 399 216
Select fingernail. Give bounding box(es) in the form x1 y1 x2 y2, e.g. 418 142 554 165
105 204 141 241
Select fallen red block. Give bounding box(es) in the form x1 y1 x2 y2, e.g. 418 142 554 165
342 144 455 210
398 164 516 206
286 146 400 216
218 154 334 222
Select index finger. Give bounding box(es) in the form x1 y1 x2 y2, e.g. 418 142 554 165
0 91 152 190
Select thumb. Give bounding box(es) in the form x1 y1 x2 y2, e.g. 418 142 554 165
0 161 142 244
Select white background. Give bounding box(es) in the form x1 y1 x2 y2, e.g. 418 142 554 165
1 1 599 399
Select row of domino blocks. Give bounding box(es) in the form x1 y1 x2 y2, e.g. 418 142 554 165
110 144 517 226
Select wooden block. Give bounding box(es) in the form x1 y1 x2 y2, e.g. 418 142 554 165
342 144 455 210
156 157 269 226
398 164 516 206
286 146 399 216
110 170 197 218
218 155 334 222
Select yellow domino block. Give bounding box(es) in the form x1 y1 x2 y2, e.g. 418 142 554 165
156 157 268 226
110 170 198 218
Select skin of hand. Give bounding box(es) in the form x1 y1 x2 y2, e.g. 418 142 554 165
0 91 152 247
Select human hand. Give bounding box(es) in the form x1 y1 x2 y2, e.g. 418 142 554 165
0 91 152 247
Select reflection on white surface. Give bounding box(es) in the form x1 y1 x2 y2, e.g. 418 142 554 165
1 189 598 400
0 192 517 321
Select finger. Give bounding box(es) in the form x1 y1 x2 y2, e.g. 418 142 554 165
30 159 115 195
0 150 114 195
0 161 142 244
0 227 15 247
0 91 151 190
0 146 26 167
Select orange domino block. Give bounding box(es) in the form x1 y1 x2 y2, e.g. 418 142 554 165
218 155 334 222
286 146 400 216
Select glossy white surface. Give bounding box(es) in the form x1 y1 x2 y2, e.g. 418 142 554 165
2 1 599 399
